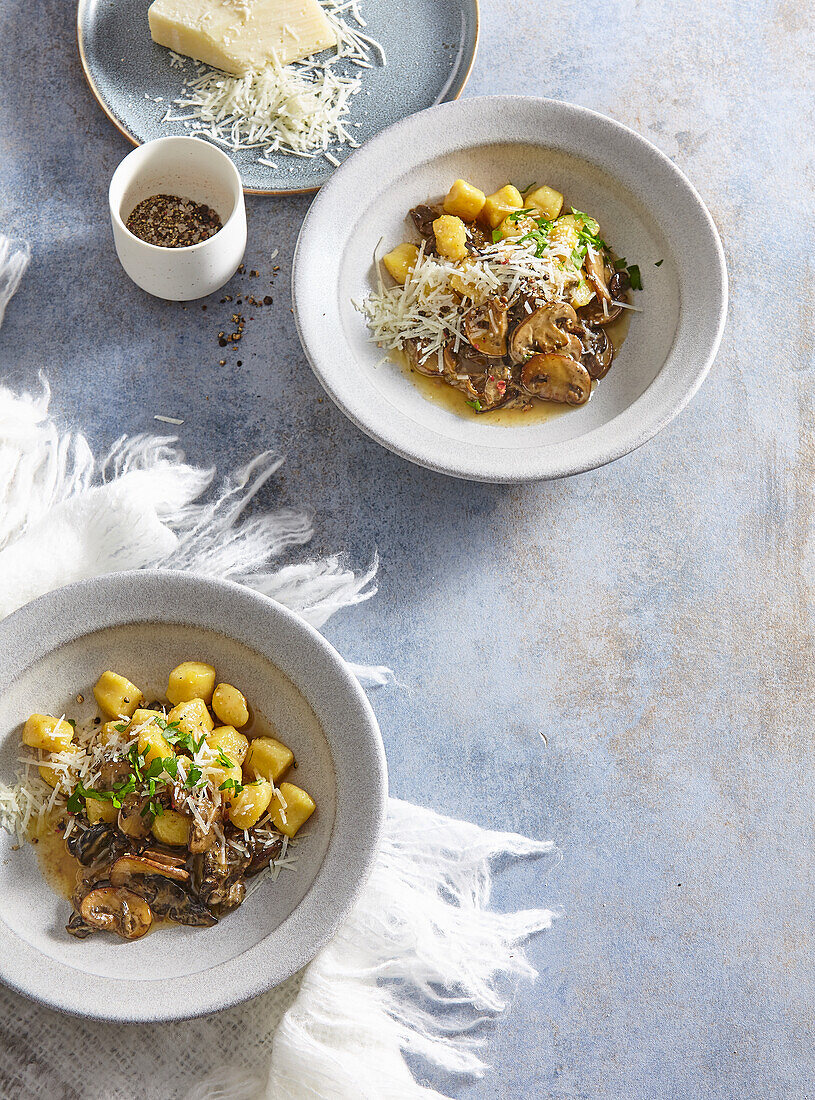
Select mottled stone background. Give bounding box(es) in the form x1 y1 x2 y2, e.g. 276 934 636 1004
0 0 813 1097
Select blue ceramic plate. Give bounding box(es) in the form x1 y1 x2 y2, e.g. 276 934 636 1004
77 0 479 194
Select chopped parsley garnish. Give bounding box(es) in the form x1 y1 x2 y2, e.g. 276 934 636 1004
219 777 245 795
492 228 502 243
506 208 535 223
465 397 483 412
216 750 234 769
184 765 203 789
611 256 643 288
113 721 128 732
518 220 553 258
66 719 76 729
654 259 664 267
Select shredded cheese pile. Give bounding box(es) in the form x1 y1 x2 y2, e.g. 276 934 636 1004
358 232 591 368
161 0 386 164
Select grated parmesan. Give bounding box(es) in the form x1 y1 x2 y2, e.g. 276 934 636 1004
159 0 385 164
358 232 592 366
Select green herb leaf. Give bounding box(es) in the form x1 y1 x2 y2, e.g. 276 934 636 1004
465 398 483 412
66 719 76 729
144 757 165 780
219 777 245 795
654 259 663 267
507 208 534 223
66 789 84 814
185 765 203 789
113 722 127 732
491 228 502 243
216 750 234 768
628 264 643 290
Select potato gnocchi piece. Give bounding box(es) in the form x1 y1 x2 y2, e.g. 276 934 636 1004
382 242 420 285
93 671 144 720
23 714 74 753
166 661 216 706
211 683 249 729
244 736 294 784
229 778 273 829
270 782 316 839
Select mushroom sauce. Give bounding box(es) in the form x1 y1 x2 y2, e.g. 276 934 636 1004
359 176 640 416
13 662 316 941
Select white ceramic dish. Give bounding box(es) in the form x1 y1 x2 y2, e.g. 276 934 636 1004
0 571 387 1022
109 136 246 300
292 95 728 482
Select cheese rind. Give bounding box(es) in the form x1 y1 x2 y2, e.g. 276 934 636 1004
148 0 337 75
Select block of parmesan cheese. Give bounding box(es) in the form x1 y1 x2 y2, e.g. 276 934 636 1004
148 0 337 75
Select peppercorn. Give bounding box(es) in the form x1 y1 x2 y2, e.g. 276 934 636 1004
125 194 222 248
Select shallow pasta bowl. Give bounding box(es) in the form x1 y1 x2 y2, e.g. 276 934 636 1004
0 571 387 1022
292 95 728 482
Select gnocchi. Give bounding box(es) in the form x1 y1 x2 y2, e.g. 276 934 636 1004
15 660 318 941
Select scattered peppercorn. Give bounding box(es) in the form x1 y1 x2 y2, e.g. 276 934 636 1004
125 194 222 248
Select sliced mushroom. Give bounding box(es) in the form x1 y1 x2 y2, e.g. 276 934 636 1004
109 853 190 886
66 910 94 939
246 833 284 876
189 822 217 853
100 758 131 788
193 845 250 910
585 252 611 302
80 886 153 940
520 353 592 406
580 325 614 380
216 880 247 914
463 298 509 357
66 823 129 868
509 302 583 364
579 269 630 326
118 794 151 839
404 338 444 377
132 874 217 927
409 204 439 241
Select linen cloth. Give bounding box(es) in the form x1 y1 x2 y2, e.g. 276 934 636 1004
0 238 559 1099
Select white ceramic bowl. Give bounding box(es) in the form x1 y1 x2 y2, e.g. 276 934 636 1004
292 96 728 482
109 136 247 300
0 571 387 1022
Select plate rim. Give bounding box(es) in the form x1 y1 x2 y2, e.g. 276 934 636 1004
75 0 481 196
0 569 388 1021
291 94 729 482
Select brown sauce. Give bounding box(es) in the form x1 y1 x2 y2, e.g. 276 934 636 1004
29 815 79 902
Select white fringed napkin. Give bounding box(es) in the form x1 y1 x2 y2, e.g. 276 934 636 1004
0 238 558 1100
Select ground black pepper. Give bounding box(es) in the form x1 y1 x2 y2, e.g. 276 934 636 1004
126 194 222 248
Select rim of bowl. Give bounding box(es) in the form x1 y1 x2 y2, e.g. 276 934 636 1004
109 136 245 253
0 570 387 1021
292 94 729 482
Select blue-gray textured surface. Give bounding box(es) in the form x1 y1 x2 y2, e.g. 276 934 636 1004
0 0 812 1097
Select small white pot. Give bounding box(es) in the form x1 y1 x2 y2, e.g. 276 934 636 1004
109 136 247 301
